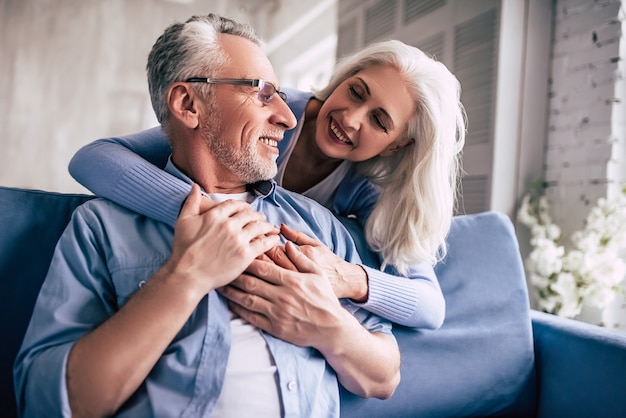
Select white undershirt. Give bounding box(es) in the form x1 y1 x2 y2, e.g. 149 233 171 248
207 192 282 418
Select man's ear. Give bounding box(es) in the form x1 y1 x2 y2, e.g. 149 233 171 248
167 82 200 129
380 137 415 157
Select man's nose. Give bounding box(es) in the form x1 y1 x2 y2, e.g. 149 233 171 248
270 97 297 130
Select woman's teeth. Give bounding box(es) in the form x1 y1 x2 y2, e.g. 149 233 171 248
330 121 351 144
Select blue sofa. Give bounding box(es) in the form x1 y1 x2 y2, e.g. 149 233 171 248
1 186 625 417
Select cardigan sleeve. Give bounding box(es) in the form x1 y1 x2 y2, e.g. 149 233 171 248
68 127 189 227
333 169 445 329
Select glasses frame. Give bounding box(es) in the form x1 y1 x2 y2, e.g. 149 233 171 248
184 78 287 104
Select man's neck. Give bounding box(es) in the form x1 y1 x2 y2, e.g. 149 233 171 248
167 155 248 194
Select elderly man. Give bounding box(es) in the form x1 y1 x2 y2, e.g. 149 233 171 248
14 13 400 418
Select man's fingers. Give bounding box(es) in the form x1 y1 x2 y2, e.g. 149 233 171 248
227 301 270 332
198 195 218 214
219 281 272 329
250 234 281 260
280 224 321 246
244 217 280 240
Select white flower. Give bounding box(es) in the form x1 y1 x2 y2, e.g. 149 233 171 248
537 294 559 313
550 272 581 318
517 195 538 227
586 256 626 287
538 196 553 224
562 250 584 272
546 224 561 241
518 187 626 323
528 240 563 277
584 284 616 310
529 272 550 289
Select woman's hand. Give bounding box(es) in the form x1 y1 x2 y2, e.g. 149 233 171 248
276 224 369 302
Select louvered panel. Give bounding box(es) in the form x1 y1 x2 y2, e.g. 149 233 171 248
454 8 498 147
337 17 358 58
415 32 444 60
364 0 398 44
404 0 446 24
458 175 490 215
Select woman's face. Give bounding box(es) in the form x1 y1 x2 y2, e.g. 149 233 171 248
315 65 415 162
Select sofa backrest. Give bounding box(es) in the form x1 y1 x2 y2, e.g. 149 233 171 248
339 210 537 417
0 187 537 417
0 187 93 417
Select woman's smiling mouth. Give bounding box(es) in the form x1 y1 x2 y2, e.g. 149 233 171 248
330 120 352 145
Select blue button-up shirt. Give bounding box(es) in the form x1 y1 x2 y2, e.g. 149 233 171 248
14 164 393 418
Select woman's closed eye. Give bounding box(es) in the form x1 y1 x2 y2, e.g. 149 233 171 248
372 113 388 133
349 82 391 133
349 85 364 101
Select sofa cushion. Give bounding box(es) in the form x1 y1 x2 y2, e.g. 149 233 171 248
0 187 93 417
339 211 537 417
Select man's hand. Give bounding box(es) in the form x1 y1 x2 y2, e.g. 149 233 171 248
166 184 281 296
221 240 348 347
272 224 369 302
67 184 281 416
219 239 400 399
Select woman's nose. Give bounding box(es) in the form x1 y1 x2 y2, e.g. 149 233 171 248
341 105 367 131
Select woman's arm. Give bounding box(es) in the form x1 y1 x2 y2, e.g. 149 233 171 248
359 263 445 329
279 224 444 329
330 170 446 329
69 127 190 226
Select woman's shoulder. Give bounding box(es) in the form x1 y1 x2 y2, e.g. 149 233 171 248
283 88 314 114
333 166 381 221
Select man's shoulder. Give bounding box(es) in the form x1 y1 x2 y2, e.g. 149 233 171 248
73 198 166 232
76 197 140 217
69 197 172 258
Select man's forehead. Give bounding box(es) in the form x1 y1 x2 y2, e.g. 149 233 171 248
218 34 279 84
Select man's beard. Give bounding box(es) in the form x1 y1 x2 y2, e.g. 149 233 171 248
200 109 278 184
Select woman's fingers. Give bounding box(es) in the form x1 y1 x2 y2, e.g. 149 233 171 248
280 223 322 246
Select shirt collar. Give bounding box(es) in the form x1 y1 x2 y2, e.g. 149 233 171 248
164 156 279 205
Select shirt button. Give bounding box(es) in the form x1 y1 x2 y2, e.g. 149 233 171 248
287 380 297 391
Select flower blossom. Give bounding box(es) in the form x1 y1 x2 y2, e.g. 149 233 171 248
517 187 626 320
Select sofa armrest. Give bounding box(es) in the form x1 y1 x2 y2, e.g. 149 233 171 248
531 309 626 418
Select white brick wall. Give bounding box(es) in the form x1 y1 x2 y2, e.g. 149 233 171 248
546 0 624 238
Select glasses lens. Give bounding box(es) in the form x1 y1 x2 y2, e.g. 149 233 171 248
257 81 286 104
257 81 275 104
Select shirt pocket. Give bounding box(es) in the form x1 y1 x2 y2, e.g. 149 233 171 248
109 261 166 307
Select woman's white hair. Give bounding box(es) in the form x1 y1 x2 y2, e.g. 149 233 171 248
314 40 466 273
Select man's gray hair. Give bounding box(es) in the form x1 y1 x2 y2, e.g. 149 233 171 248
146 14 262 128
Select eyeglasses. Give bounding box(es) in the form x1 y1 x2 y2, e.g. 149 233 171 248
184 78 287 105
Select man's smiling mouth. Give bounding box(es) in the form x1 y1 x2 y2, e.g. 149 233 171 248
259 137 278 147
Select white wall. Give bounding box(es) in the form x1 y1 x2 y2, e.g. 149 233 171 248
0 0 336 193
